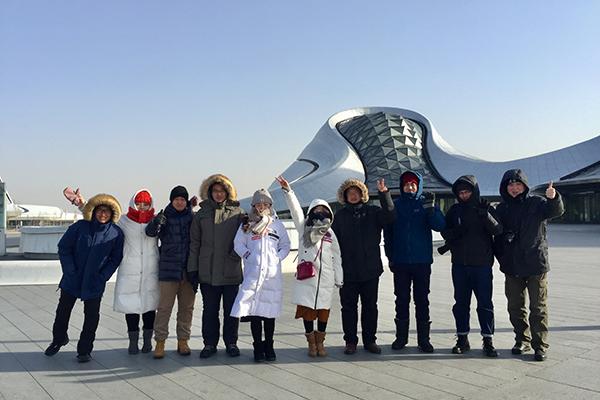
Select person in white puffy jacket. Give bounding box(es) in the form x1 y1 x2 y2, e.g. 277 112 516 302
113 189 160 354
275 176 343 358
231 189 291 362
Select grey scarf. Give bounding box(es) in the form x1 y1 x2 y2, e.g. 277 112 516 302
302 218 332 248
245 208 272 235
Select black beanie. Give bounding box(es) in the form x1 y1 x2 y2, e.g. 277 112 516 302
169 185 189 202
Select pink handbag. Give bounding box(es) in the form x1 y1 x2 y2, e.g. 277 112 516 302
295 239 323 281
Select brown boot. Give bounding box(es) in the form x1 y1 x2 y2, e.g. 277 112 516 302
177 339 191 356
305 331 317 357
154 340 165 359
314 331 327 357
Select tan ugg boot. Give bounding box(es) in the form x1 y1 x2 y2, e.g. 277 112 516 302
314 331 327 357
305 331 317 357
177 339 191 356
153 340 165 359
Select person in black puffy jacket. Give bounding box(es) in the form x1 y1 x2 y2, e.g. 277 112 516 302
441 175 502 357
494 169 564 362
145 185 195 359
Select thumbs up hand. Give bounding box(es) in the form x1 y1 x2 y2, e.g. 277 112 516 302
545 181 556 199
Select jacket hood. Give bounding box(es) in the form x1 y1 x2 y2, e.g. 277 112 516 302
200 173 238 202
452 175 480 202
399 170 423 198
83 193 122 223
308 198 334 222
499 169 530 201
129 188 154 209
337 179 369 204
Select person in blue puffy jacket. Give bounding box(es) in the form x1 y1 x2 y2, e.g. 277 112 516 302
45 194 124 363
383 171 445 353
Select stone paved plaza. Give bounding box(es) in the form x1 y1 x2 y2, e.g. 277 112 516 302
1 225 599 400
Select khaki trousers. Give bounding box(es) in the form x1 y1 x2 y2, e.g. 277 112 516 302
154 279 196 341
505 273 549 350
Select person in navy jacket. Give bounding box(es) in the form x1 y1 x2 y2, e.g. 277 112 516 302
384 171 445 352
45 194 124 362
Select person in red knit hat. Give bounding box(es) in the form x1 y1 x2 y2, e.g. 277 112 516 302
113 189 160 355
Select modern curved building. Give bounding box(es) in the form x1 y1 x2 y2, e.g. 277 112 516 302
255 107 600 223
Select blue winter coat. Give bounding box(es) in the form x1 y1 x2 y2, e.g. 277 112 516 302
58 219 125 301
383 171 446 266
145 203 193 281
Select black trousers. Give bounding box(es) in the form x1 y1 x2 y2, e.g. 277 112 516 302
392 263 431 322
125 311 156 332
340 277 380 345
51 290 101 355
200 284 239 346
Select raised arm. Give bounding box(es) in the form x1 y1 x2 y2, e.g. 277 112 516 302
276 176 305 231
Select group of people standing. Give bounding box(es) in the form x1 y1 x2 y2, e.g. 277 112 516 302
44 167 564 364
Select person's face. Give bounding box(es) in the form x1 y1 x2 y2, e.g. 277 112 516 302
457 189 472 202
403 181 418 194
172 197 187 211
211 184 228 203
94 205 112 224
507 182 525 198
135 202 151 211
346 187 362 205
311 205 330 219
254 202 271 214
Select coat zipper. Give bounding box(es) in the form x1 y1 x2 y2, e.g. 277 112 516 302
313 239 324 309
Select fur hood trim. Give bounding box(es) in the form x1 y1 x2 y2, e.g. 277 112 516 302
199 174 238 201
82 193 122 223
337 179 369 204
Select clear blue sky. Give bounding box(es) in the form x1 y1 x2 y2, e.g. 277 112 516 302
2 1 599 209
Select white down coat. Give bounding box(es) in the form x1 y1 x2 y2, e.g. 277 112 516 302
283 190 343 310
113 190 160 314
231 218 291 318
231 219 290 318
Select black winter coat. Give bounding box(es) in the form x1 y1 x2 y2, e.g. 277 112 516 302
332 190 395 282
146 203 193 281
494 169 565 277
441 175 502 267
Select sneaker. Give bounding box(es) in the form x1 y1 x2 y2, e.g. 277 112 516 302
77 354 92 363
225 344 240 357
534 348 546 362
511 342 532 355
344 342 357 355
199 345 217 359
44 338 69 356
364 342 382 354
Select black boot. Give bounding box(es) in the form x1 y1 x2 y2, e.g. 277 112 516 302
128 331 140 355
264 340 276 362
417 320 434 353
253 341 265 362
391 318 409 350
483 337 498 358
452 334 470 354
141 329 153 353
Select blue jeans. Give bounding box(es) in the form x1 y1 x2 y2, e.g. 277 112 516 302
451 264 494 337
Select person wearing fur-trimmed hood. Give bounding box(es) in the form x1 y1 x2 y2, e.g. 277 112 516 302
113 189 160 355
45 194 124 363
276 176 343 358
231 189 291 362
187 174 246 358
332 178 395 355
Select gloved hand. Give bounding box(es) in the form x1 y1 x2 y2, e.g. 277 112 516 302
422 191 435 209
187 271 199 293
476 198 490 217
154 209 167 227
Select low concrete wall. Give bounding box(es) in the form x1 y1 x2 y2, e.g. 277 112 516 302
20 226 66 259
